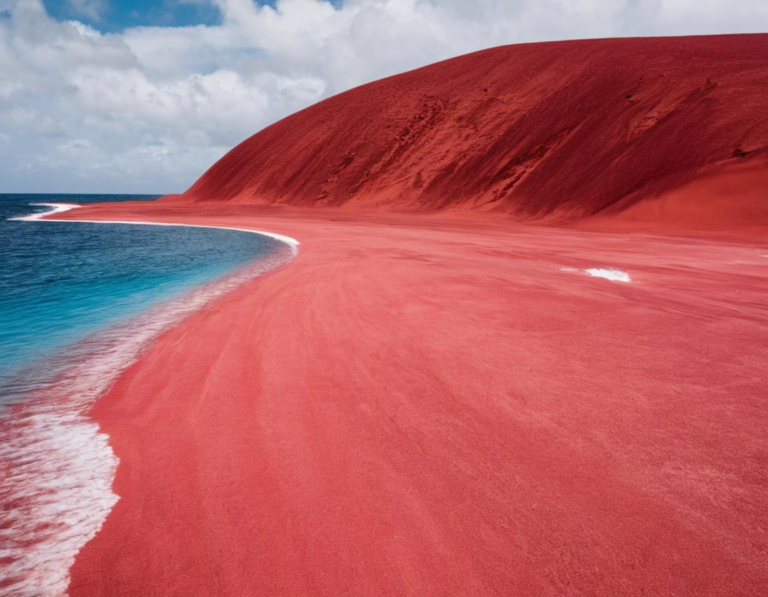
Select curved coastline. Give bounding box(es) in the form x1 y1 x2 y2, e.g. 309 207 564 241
1 203 300 597
6 201 768 596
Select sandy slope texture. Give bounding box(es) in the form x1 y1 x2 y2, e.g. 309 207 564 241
171 35 768 227
45 202 768 597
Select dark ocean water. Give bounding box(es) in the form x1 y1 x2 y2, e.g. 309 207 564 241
0 194 292 596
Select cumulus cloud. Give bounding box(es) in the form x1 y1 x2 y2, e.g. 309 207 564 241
0 0 766 193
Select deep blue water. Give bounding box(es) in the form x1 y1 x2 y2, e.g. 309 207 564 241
0 194 279 402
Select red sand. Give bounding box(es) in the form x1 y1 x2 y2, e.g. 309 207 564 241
173 35 768 227
48 202 768 596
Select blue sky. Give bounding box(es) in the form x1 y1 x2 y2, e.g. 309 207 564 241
2 0 767 194
40 0 351 33
42 0 224 31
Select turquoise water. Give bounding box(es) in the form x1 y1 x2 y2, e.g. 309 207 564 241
0 194 280 402
0 194 291 595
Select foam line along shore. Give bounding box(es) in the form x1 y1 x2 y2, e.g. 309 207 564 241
0 202 299 596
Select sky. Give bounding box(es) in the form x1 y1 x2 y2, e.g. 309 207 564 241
0 0 766 194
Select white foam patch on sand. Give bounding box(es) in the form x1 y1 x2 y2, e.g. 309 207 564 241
584 268 632 283
0 203 297 596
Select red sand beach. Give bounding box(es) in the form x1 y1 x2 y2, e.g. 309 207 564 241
46 202 768 596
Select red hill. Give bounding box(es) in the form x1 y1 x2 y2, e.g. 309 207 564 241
172 35 768 227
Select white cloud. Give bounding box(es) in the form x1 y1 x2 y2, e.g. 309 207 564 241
0 0 766 194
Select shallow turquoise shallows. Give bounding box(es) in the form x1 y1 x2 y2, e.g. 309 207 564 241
0 194 279 403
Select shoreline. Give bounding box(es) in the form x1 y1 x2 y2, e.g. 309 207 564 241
5 201 766 595
12 202 301 251
1 203 300 597
38 201 768 596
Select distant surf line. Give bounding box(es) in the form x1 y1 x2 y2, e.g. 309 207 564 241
12 203 300 252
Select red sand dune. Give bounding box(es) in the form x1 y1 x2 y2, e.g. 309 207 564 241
173 35 768 228
35 35 768 596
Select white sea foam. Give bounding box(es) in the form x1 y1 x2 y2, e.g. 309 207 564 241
583 268 631 283
0 204 298 596
9 203 82 222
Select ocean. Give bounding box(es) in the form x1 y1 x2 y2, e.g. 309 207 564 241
0 194 292 596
